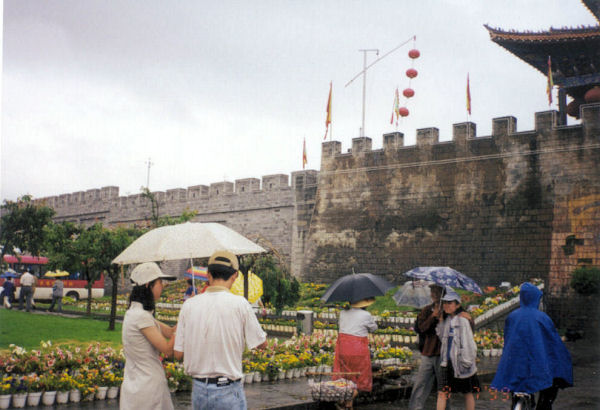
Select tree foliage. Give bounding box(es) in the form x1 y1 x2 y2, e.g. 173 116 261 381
245 253 300 312
571 266 600 296
43 221 82 272
44 222 143 324
141 187 197 228
0 195 55 265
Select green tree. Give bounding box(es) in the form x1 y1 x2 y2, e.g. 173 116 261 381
571 266 600 296
141 187 197 228
44 221 143 327
104 226 144 330
0 195 55 266
245 253 300 312
43 221 83 273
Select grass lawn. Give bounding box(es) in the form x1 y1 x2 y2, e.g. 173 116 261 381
0 309 122 351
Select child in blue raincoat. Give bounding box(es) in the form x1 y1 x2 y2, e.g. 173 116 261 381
491 282 572 409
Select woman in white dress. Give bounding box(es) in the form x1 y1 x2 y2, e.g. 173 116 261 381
120 262 177 410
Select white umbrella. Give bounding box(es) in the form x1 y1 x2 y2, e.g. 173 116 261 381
393 280 434 308
112 222 265 265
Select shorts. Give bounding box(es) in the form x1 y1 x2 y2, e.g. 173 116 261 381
437 361 480 394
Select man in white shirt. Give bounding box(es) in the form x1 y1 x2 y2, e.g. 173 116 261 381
18 270 37 312
174 250 267 410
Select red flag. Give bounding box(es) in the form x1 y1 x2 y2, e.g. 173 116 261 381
466 73 472 115
546 56 554 106
302 138 307 169
324 82 332 140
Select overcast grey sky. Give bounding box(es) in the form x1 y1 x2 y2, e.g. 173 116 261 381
1 0 597 201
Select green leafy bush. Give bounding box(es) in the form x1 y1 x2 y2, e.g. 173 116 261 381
247 254 300 312
570 266 600 296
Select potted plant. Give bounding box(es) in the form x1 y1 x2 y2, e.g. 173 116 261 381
55 373 72 404
10 376 27 408
0 375 15 410
102 368 122 399
21 374 43 406
39 373 59 405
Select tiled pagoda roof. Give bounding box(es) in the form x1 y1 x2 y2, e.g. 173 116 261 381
484 0 600 95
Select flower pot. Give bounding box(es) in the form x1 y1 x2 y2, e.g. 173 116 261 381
483 349 491 357
411 335 418 343
244 373 254 384
107 386 119 399
253 372 262 383
278 370 285 380
26 391 42 406
42 391 57 406
69 389 81 403
12 393 27 408
96 386 109 400
308 366 317 374
56 391 70 404
322 365 332 373
0 394 11 410
84 392 95 401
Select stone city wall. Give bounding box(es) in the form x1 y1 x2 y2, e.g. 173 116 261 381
33 171 319 277
304 104 600 330
32 104 600 330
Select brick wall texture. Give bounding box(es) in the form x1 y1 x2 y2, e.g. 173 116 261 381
33 104 600 330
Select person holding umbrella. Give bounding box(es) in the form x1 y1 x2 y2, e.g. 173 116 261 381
408 284 448 410
120 262 177 410
333 297 378 409
320 272 392 409
174 250 267 410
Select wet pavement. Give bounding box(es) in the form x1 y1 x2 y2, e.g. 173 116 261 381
10 309 600 409
16 337 599 409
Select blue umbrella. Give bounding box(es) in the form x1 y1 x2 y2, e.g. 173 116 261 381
0 272 18 279
403 267 482 294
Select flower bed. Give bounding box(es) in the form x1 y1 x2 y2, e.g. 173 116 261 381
0 342 124 405
474 329 504 357
1 333 414 398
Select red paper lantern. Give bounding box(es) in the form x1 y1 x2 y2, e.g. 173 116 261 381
403 88 415 98
399 107 409 117
406 68 418 79
584 86 600 103
408 49 420 59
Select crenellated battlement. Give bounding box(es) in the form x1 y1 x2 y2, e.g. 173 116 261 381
32 172 318 212
307 102 600 313
321 104 600 162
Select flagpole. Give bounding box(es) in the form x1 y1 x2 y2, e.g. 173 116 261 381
346 35 415 138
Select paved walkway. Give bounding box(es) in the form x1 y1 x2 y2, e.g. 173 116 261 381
16 309 600 409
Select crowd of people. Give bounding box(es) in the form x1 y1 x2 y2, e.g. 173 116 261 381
406 282 573 410
2 254 575 410
120 250 267 410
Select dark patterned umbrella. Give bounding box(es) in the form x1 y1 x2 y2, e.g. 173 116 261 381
403 266 482 294
321 273 393 304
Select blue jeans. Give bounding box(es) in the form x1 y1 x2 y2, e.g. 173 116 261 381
192 379 246 410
